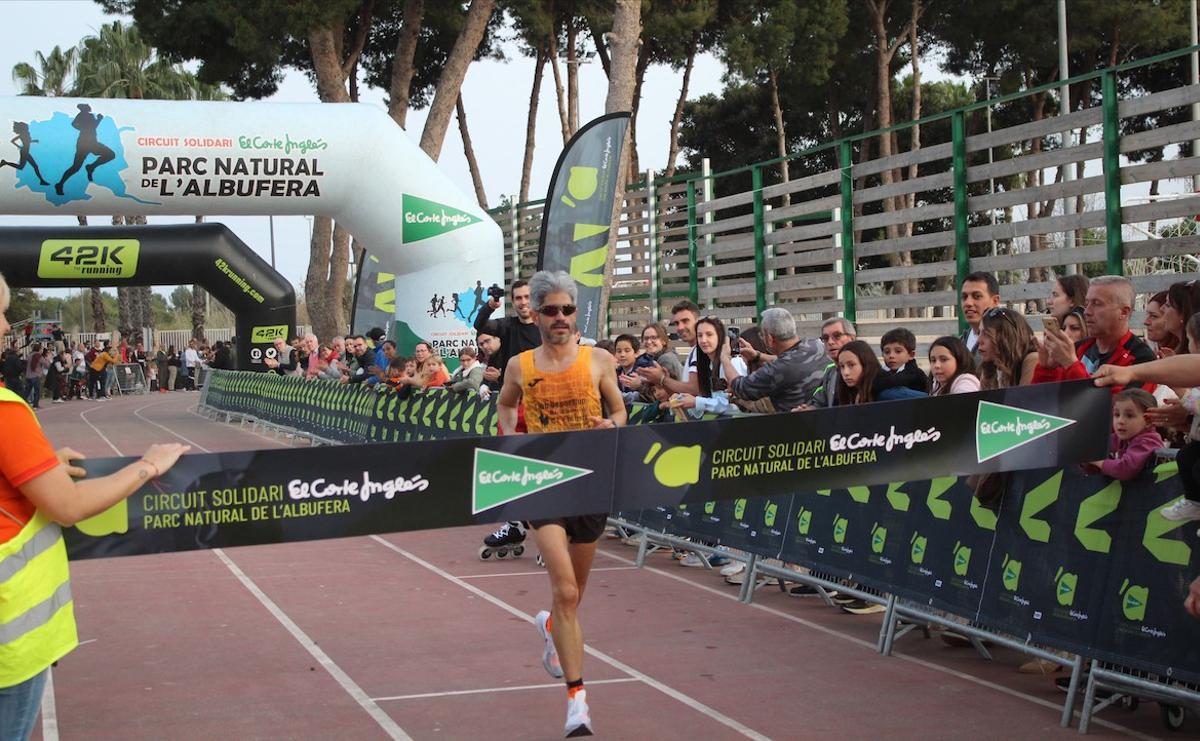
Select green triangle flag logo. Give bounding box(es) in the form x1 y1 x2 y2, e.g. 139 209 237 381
472 449 592 514
975 401 1076 463
402 194 482 242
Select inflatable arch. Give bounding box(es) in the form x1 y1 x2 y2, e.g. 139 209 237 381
0 97 503 357
0 223 294 370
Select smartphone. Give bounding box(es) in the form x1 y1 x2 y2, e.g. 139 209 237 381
727 327 740 342
1041 316 1060 333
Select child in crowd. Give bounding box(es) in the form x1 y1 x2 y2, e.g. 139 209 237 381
1162 314 1200 521
928 336 980 395
875 327 929 398
834 340 882 405
613 334 653 394
669 316 747 417
1082 389 1164 481
594 338 616 356
384 357 408 391
448 346 484 395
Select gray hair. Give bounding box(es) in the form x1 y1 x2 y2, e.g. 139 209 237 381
528 270 577 310
760 307 797 341
821 316 857 337
1090 275 1134 309
0 270 8 312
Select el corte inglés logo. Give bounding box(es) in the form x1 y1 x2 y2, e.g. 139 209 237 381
402 194 481 242
472 449 591 514
975 401 1076 463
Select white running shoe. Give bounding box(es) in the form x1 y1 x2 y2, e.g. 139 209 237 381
535 610 563 678
720 561 745 577
678 553 706 568
1161 498 1200 521
564 689 592 737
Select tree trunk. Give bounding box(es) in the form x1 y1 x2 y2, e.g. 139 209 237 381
308 26 352 104
864 0 909 316
388 0 425 127
768 67 790 208
588 20 612 78
418 0 497 160
191 216 207 343
627 45 650 181
457 92 488 209
519 44 547 203
327 223 352 337
903 0 922 299
597 0 642 335
549 32 570 145
306 216 337 342
566 19 579 136
664 34 697 178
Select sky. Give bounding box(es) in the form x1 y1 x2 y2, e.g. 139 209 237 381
0 0 727 298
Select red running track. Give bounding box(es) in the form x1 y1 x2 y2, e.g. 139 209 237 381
23 391 1186 740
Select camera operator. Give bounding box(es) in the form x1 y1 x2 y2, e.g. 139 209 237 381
473 280 541 383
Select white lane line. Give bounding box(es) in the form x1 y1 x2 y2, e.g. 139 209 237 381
132 401 213 452
40 666 59 741
595 548 1158 740
457 566 636 580
373 677 640 703
369 535 771 741
213 548 412 741
77 404 127 456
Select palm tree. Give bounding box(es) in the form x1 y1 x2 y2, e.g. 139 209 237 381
72 21 203 342
12 45 77 97
73 22 190 101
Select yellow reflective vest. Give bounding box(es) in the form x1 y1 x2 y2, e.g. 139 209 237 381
0 386 78 688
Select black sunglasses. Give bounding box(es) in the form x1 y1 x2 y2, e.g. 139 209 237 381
537 304 577 317
983 307 1021 326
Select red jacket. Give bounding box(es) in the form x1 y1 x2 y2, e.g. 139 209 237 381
1031 331 1156 395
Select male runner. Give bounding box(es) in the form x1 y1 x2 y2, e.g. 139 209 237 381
496 270 626 737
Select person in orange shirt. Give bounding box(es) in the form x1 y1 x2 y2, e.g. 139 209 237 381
496 270 626 738
0 271 189 740
87 342 118 401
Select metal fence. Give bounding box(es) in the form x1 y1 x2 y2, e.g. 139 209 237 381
492 45 1200 346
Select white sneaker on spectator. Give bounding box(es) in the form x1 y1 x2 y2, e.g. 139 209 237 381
720 562 745 577
1161 498 1200 521
678 553 707 568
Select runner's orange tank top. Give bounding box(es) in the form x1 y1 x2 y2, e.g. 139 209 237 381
519 346 601 433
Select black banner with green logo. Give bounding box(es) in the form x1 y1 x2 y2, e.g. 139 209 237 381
63 378 1200 678
640 462 1200 682
66 380 1106 559
537 112 631 341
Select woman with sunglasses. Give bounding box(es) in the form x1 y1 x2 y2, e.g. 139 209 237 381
669 316 747 417
978 307 1038 389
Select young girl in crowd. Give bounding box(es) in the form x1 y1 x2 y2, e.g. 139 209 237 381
834 340 882 405
977 307 1038 389
448 346 484 395
1049 274 1089 320
928 336 980 395
1082 388 1164 482
670 316 746 416
1061 306 1088 344
1162 280 1200 355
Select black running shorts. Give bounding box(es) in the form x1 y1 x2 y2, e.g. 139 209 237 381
529 513 609 544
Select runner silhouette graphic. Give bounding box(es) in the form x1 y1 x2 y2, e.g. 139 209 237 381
0 122 49 186
54 104 115 195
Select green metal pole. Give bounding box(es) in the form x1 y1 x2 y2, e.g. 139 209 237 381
752 165 766 317
687 180 699 303
1101 69 1124 275
838 141 856 323
952 110 970 334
